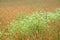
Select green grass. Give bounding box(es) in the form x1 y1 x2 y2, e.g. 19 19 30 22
10 9 60 34
0 8 60 40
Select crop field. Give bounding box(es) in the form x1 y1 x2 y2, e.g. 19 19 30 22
0 0 60 40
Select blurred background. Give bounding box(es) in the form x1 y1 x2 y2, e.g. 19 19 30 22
0 0 60 40
0 0 60 27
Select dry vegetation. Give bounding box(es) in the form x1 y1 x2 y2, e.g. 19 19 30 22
0 0 60 40
0 9 60 40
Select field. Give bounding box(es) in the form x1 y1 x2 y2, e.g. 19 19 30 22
0 0 60 40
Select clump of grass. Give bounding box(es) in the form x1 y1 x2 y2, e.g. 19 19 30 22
10 9 60 34
0 8 60 40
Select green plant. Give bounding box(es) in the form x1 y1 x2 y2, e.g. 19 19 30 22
0 8 60 40
8 9 60 35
